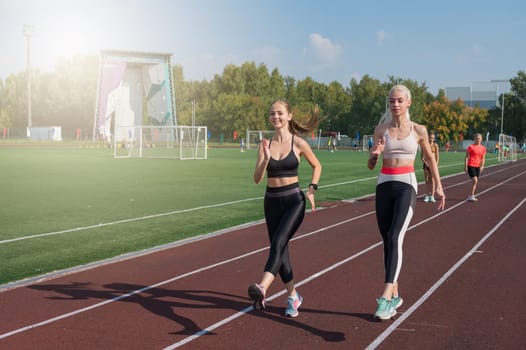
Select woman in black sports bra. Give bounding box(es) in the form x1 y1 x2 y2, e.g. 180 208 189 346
248 99 321 318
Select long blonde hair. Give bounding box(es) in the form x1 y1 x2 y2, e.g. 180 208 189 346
378 84 412 125
270 99 320 135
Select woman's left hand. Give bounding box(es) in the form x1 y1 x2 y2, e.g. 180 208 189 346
306 191 316 212
435 187 446 211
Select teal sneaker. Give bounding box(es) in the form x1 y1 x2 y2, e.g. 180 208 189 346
285 293 303 318
391 296 404 310
374 297 396 320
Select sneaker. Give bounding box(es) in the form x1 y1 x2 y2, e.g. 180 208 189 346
423 195 430 202
467 195 478 202
285 293 303 318
374 297 396 320
248 283 266 310
429 196 436 203
391 296 404 310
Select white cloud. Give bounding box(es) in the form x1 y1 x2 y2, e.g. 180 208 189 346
376 30 393 46
308 33 342 64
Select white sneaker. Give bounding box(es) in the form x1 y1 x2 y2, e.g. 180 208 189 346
467 195 478 202
429 196 436 203
423 195 430 202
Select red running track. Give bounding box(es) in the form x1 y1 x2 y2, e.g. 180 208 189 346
1 160 525 349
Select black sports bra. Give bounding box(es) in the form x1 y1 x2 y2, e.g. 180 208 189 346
266 136 299 178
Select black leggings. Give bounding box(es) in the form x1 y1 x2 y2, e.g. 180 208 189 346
375 181 416 284
263 183 305 284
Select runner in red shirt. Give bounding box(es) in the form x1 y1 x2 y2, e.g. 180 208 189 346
465 133 486 201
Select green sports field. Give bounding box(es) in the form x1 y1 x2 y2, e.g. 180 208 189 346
0 145 507 286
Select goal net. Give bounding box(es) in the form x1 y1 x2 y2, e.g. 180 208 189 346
498 134 517 162
114 125 207 159
246 130 274 150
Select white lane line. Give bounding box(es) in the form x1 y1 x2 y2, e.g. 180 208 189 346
3 160 515 245
162 170 526 349
0 175 380 245
0 197 264 245
1 168 523 342
0 210 375 340
365 197 526 350
163 242 383 350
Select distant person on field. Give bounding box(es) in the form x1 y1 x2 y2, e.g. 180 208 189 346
367 85 445 320
421 133 440 202
503 144 509 159
240 137 245 152
465 133 486 202
249 99 321 318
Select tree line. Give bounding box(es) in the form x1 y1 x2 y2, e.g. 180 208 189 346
1 53 524 143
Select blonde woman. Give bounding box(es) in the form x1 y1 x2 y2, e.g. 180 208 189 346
368 85 445 320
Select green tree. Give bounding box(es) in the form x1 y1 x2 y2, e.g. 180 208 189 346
269 68 286 99
422 95 453 143
3 73 27 129
348 75 387 137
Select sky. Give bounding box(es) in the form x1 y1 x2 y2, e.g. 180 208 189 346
1 0 524 95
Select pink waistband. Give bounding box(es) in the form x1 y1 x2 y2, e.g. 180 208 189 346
381 166 415 174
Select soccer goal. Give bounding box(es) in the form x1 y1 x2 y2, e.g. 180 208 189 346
246 130 274 150
498 134 517 162
114 125 207 159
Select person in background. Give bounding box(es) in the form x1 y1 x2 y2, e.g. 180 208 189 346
465 133 486 202
368 85 445 320
421 133 440 202
249 99 321 318
331 136 337 152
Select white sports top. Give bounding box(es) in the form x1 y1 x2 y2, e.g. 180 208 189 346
382 123 419 160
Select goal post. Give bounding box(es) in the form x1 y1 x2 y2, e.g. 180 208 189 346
114 125 207 159
246 130 274 150
498 134 517 162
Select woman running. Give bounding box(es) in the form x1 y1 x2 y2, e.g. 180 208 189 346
248 99 321 318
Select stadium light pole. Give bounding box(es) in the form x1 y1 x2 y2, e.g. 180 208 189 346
491 79 508 135
23 24 35 134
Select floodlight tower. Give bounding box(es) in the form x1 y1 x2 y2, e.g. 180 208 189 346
23 24 35 133
491 79 508 135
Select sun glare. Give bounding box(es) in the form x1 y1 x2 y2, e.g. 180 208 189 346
50 30 96 59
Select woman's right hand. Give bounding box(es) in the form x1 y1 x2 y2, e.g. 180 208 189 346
371 136 385 156
261 139 270 160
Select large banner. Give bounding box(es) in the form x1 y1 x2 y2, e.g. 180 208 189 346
93 50 177 142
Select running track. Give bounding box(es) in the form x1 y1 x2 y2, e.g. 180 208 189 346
1 160 525 349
